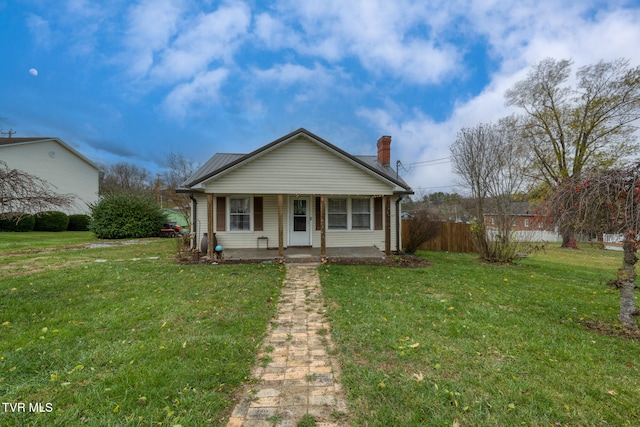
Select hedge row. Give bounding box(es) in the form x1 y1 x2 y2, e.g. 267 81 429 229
0 212 91 232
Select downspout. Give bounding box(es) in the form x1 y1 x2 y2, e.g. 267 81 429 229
396 195 402 254
190 194 197 250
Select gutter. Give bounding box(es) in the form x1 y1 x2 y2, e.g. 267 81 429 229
189 193 197 250
396 196 402 253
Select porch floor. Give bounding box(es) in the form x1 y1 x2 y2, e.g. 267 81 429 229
222 246 385 262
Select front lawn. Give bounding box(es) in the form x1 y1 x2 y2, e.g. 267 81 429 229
0 237 284 426
319 246 640 426
0 231 99 251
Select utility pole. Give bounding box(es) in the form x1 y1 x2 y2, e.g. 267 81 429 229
1 129 16 138
156 174 161 205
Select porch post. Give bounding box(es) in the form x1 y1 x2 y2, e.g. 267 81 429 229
278 194 284 258
384 195 391 256
320 195 326 258
207 193 214 256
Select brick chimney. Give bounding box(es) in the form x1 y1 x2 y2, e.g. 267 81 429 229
377 135 391 166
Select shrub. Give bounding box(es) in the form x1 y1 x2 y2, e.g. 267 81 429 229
404 207 441 254
67 214 91 231
34 211 69 232
90 192 167 239
0 213 36 232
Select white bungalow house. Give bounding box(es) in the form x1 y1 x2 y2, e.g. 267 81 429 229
0 137 100 215
179 128 413 257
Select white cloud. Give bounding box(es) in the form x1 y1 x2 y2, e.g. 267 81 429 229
151 3 251 83
254 0 462 84
162 68 229 119
124 0 184 77
26 14 52 49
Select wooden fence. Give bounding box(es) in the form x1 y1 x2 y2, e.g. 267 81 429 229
402 220 476 253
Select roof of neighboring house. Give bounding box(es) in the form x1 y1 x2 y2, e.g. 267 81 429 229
483 201 537 216
181 128 412 193
0 137 101 171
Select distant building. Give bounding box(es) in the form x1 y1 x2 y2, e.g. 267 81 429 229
0 137 100 215
483 201 561 242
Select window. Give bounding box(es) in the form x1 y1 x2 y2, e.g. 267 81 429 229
328 198 347 230
524 219 530 228
491 217 495 225
229 197 251 231
351 198 371 230
327 197 372 231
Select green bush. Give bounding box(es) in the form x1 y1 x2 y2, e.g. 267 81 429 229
0 213 36 232
90 192 167 239
34 211 70 232
67 214 91 231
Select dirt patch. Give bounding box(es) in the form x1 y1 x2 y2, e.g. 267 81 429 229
582 319 640 341
325 254 431 268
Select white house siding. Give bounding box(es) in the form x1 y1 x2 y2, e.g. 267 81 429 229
202 136 396 195
193 193 400 252
192 194 209 249
1 140 99 214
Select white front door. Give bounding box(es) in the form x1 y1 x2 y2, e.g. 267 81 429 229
289 197 311 246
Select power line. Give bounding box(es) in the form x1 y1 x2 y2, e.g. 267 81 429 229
403 156 451 167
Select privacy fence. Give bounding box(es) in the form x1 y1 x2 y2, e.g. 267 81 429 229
402 220 476 253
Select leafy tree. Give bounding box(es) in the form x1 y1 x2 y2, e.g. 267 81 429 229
544 164 640 329
90 192 167 239
506 58 640 246
0 160 72 222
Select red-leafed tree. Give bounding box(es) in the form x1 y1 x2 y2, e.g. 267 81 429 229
545 164 640 329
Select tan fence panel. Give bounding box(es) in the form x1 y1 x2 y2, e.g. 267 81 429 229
402 220 475 253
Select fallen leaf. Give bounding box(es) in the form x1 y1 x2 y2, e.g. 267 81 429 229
413 372 424 382
409 342 420 348
606 390 618 396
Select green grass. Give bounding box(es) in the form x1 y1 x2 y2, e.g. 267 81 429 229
0 236 284 426
0 231 100 251
319 245 640 426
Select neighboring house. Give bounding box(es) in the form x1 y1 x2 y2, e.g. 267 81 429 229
484 201 562 242
0 137 100 215
179 128 413 256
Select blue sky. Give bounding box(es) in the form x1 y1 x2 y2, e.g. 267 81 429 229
1 0 640 194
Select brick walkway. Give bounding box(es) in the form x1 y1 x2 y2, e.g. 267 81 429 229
226 263 349 427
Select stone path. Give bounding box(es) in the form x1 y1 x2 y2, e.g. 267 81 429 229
226 263 349 427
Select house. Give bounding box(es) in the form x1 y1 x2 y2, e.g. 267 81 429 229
483 201 561 242
0 137 100 215
179 128 413 257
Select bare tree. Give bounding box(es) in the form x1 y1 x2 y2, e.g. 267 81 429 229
506 58 640 246
0 160 72 221
451 117 533 262
99 162 153 195
161 152 200 227
544 165 640 329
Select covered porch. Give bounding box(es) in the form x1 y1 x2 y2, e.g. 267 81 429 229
220 245 386 262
